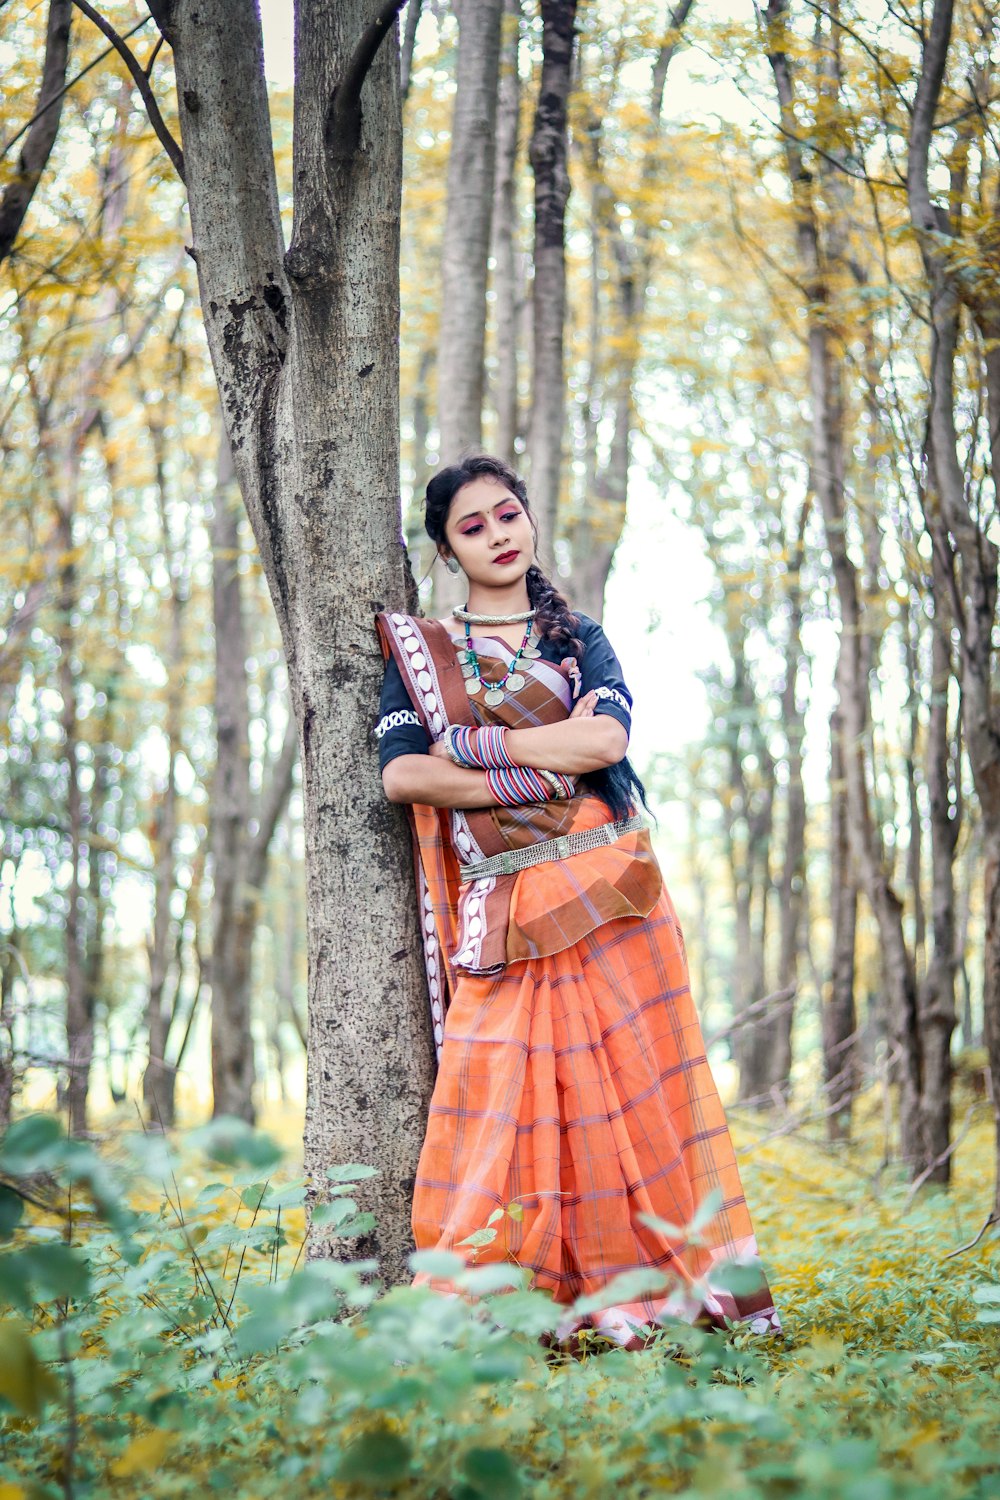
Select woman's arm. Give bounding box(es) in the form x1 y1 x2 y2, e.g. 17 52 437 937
503 691 629 774
381 755 499 808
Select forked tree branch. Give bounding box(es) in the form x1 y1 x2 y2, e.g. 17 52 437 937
328 0 409 158
70 0 185 181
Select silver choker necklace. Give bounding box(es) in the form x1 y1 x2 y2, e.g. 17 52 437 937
452 605 537 625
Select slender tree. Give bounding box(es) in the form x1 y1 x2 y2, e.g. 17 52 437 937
526 0 578 549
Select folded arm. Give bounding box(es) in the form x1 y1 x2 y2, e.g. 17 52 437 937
499 690 628 774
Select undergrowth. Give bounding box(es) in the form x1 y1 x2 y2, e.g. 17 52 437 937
0 1090 999 1499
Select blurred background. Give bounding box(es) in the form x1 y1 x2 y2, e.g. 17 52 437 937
0 0 991 1179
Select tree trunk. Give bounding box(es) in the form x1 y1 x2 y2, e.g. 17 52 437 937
143 412 185 1125
526 0 577 551
153 0 435 1279
824 703 858 1140
770 520 808 1099
765 0 926 1172
490 0 522 464
209 431 256 1122
437 0 504 463
905 0 1000 1211
917 549 958 1181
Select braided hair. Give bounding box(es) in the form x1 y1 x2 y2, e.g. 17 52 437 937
423 454 650 822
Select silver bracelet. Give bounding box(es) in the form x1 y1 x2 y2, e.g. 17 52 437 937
538 768 572 800
442 724 465 767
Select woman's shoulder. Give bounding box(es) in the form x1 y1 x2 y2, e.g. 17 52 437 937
570 610 609 642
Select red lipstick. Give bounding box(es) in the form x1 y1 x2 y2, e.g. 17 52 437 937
493 550 520 565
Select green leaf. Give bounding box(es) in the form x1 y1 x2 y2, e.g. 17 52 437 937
972 1284 1000 1305
457 1228 498 1250
456 1263 528 1294
461 1446 523 1498
409 1249 466 1278
333 1212 376 1238
188 1117 283 1171
709 1260 766 1296
0 1185 24 1238
0 1114 65 1174
312 1198 357 1229
336 1428 412 1484
326 1164 379 1183
20 1242 92 1302
688 1186 724 1235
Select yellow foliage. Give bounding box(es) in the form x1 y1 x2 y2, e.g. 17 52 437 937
110 1427 171 1478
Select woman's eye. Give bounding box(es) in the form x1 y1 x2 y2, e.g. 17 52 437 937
500 511 520 522
462 524 483 536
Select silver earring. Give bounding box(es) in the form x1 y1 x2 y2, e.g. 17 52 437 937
446 556 461 575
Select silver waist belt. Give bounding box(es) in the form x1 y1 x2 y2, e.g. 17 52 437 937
458 813 645 883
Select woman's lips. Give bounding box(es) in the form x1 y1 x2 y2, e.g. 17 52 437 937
493 550 520 564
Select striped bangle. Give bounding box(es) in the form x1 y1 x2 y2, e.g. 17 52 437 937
448 723 515 771
486 765 552 807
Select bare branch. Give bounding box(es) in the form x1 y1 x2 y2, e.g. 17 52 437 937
70 0 185 182
328 0 409 158
0 16 152 165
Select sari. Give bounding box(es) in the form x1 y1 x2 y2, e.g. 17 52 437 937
375 609 781 1345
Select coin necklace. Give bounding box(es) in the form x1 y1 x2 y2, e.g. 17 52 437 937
461 619 541 706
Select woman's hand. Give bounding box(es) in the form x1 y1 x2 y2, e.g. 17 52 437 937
570 690 598 719
428 739 450 759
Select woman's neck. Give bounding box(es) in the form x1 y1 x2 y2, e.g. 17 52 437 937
463 578 532 617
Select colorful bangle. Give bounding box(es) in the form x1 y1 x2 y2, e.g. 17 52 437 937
486 765 553 807
446 723 515 771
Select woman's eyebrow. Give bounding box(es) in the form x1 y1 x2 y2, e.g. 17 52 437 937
456 495 518 524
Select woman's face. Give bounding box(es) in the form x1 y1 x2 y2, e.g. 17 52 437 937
442 477 535 587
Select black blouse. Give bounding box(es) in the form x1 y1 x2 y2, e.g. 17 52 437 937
374 612 633 771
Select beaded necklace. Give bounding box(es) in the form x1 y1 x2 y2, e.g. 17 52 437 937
460 619 542 707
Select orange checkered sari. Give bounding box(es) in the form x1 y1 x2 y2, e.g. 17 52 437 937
375 611 780 1344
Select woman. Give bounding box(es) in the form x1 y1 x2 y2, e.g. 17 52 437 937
374 454 780 1349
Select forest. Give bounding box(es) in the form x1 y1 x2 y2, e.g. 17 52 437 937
2 0 1000 1494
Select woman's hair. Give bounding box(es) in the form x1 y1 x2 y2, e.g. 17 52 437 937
423 453 650 822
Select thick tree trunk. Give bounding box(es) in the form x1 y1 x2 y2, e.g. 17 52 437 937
526 0 577 551
155 0 435 1279
437 0 504 463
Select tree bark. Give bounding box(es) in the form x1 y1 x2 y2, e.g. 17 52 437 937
905 0 1000 1210
151 0 434 1279
526 0 578 551
824 696 857 1140
490 0 522 463
769 513 808 1099
436 0 504 463
209 430 256 1122
765 0 926 1172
